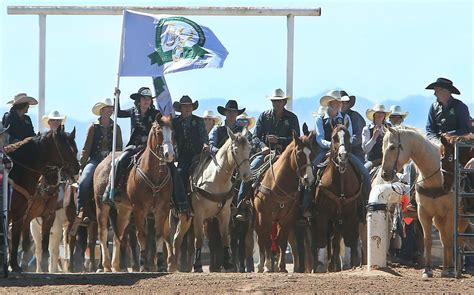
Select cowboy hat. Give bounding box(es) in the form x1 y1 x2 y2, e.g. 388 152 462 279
41 110 67 128
388 105 408 118
217 100 246 116
173 95 199 112
130 87 155 100
311 106 328 117
92 98 114 116
366 104 392 121
319 90 351 107
236 112 256 130
7 93 38 106
340 90 356 110
425 77 460 95
266 88 289 100
202 110 222 126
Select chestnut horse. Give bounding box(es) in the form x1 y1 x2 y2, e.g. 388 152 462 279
5 128 80 272
381 126 455 278
312 124 365 272
255 132 315 273
94 114 174 272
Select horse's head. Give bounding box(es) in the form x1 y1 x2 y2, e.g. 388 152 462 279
227 127 251 181
440 133 455 174
330 123 351 174
381 126 410 181
44 126 80 179
148 113 175 163
292 130 315 186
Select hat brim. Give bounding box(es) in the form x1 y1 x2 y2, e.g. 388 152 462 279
203 115 222 126
7 96 38 106
217 106 246 116
389 112 408 119
41 115 66 129
92 102 114 116
130 93 156 100
320 95 350 107
266 95 289 101
366 110 392 122
425 82 460 95
173 101 199 112
346 96 356 109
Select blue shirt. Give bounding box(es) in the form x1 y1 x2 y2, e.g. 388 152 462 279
314 111 353 149
426 97 471 140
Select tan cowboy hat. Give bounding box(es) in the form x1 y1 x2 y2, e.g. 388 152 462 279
366 104 392 121
237 112 256 130
319 90 351 107
311 106 327 117
7 93 38 106
202 110 222 126
92 98 114 116
41 110 67 128
388 105 408 118
266 88 289 100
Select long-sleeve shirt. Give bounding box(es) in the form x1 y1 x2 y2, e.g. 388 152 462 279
253 109 300 152
362 123 385 154
2 110 35 144
426 97 471 140
314 111 353 149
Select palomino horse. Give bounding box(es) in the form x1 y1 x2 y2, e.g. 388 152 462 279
191 128 251 272
312 124 365 272
381 126 455 278
5 128 80 272
94 114 174 272
127 114 175 272
255 131 315 273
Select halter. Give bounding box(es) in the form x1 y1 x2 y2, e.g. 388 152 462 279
389 130 404 178
210 139 250 179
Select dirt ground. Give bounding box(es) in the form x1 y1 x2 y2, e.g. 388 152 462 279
0 264 473 294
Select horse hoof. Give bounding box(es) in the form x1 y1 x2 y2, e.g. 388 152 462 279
104 268 112 273
264 267 273 273
314 265 327 273
11 266 22 273
96 268 104 273
441 268 455 278
194 266 203 273
279 269 288 273
421 268 433 280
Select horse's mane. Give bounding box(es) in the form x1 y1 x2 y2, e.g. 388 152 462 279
445 133 474 144
217 131 249 158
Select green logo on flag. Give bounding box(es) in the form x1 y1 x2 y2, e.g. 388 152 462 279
148 17 208 66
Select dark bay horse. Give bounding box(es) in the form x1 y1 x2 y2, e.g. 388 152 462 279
254 131 315 272
5 128 80 272
312 124 364 272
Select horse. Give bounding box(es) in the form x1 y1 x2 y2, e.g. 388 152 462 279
5 128 80 272
254 131 315 273
191 128 251 272
311 124 365 272
126 113 175 272
381 126 455 278
94 113 173 272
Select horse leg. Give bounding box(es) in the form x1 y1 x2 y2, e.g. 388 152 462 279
97 205 112 272
112 207 131 272
154 209 168 272
346 224 360 268
128 222 140 272
329 232 342 272
435 214 455 277
359 222 368 265
217 206 233 271
49 209 64 273
87 221 98 272
237 220 248 273
133 208 148 272
255 213 272 273
192 213 205 273
277 226 290 273
20 226 33 272
40 212 55 273
244 219 255 273
65 221 76 272
30 219 43 273
418 207 433 279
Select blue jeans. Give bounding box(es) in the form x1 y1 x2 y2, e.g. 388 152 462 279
77 159 99 213
349 153 371 200
237 155 264 204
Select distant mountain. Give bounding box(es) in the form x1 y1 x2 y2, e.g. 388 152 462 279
1 96 472 150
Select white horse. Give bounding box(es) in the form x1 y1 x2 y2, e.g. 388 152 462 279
191 128 251 272
381 126 455 279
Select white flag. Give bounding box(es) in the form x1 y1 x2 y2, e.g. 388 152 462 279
152 76 175 117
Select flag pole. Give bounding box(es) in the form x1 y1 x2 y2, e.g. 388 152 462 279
110 9 126 199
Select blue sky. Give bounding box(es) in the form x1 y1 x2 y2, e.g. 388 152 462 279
1 0 473 130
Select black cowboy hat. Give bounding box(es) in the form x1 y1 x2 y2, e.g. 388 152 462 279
173 95 199 112
340 90 356 110
130 87 155 100
217 100 246 116
425 77 460 95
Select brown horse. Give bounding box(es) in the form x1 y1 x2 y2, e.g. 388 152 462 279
312 124 364 272
5 128 80 272
94 114 174 272
254 131 315 273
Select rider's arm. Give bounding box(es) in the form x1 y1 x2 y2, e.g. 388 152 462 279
208 126 219 154
79 124 94 168
254 113 268 150
197 117 209 146
314 116 331 149
362 125 376 154
426 104 439 140
344 114 354 143
278 114 300 147
351 112 366 147
450 101 471 136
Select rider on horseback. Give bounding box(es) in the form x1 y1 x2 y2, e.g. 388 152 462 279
362 104 391 171
76 98 123 223
341 91 366 164
236 88 300 221
2 93 37 144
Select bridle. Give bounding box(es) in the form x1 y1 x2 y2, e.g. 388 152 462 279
211 139 250 179
293 147 311 183
331 129 350 175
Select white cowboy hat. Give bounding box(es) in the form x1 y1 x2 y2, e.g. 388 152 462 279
237 112 256 130
202 110 222 126
92 98 114 116
266 88 289 100
311 106 328 117
41 110 67 128
7 93 38 106
366 104 392 121
389 105 409 118
319 90 351 107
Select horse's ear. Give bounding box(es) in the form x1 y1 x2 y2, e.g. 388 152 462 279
302 122 309 136
70 127 76 140
227 126 236 141
292 130 301 146
387 125 396 134
308 131 315 142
